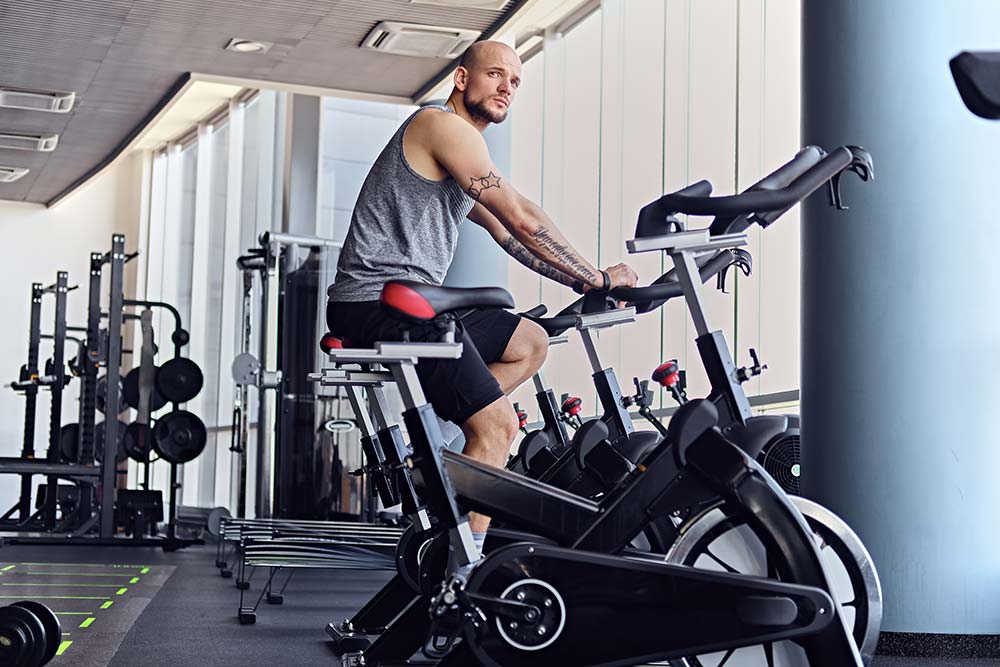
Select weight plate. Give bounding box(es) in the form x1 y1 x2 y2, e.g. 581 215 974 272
155 358 204 403
122 367 168 412
206 507 232 537
96 374 125 415
231 352 260 386
94 420 129 465
59 423 80 463
123 422 153 463
0 604 47 667
152 410 207 464
12 601 60 665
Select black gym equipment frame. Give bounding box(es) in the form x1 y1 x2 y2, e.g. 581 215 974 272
323 333 861 666
2 235 199 549
1 273 82 532
234 232 349 521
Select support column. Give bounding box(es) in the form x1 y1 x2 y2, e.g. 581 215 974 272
282 94 321 237
801 0 1000 641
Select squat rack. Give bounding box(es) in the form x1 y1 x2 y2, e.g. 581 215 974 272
2 234 200 548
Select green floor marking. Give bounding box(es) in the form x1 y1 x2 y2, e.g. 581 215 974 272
129 576 139 584
116 587 127 595
22 562 145 568
2 583 124 587
101 601 113 609
0 595 110 600
1 565 15 571
140 567 149 574
56 640 72 656
25 572 134 577
79 617 95 629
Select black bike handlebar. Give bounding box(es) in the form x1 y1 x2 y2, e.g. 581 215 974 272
527 249 743 335
613 249 741 306
653 146 854 217
520 304 548 319
751 145 827 192
710 145 828 235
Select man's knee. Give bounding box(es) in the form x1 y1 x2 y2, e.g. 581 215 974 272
463 397 519 444
520 319 549 370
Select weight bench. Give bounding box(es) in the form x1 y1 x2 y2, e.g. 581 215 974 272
234 526 404 625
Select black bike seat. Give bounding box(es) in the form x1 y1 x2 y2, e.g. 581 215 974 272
380 280 514 321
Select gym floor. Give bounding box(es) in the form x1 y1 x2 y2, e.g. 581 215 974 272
0 542 991 666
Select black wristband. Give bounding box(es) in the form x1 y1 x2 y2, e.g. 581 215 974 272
600 270 611 291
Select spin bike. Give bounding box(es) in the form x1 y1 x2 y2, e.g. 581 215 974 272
321 150 882 664
514 144 872 499
318 272 866 667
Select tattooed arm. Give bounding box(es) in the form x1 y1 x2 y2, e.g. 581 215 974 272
467 203 584 290
422 109 635 290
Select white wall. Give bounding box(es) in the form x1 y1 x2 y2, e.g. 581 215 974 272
0 155 142 512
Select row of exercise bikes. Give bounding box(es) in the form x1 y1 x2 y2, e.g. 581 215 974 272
313 142 883 667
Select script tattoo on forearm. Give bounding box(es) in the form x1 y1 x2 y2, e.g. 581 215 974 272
467 172 502 200
527 225 600 285
501 235 578 287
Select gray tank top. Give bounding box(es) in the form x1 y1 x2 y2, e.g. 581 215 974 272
327 105 475 302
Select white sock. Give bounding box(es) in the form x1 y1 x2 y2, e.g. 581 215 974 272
472 531 488 556
436 416 467 451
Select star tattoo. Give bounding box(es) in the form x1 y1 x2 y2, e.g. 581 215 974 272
468 171 502 200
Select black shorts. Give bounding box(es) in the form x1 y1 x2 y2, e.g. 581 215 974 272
326 300 521 425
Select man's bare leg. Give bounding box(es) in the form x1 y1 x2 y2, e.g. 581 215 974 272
458 318 548 534
487 318 549 395
460 396 519 533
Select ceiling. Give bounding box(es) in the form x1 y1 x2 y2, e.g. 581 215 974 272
0 0 527 206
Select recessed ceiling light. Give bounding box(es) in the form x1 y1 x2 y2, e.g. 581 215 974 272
225 38 273 54
0 132 59 152
0 166 29 183
0 87 75 113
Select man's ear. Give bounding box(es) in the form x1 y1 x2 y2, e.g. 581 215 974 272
454 66 469 91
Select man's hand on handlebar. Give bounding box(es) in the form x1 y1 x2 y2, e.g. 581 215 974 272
581 263 638 308
604 263 639 290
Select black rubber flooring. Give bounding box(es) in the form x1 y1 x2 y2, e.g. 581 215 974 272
0 558 173 665
0 541 994 666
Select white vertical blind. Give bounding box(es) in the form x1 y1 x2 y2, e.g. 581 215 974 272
508 0 803 422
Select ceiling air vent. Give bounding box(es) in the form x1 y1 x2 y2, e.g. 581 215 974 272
361 22 481 58
0 132 59 152
410 0 510 9
0 88 75 113
0 166 29 183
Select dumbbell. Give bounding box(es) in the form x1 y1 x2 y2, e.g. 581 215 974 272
0 600 61 666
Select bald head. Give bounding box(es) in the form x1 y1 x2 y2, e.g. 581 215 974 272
459 40 520 72
450 40 522 126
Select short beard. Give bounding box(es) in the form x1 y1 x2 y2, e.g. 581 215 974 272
464 93 508 124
